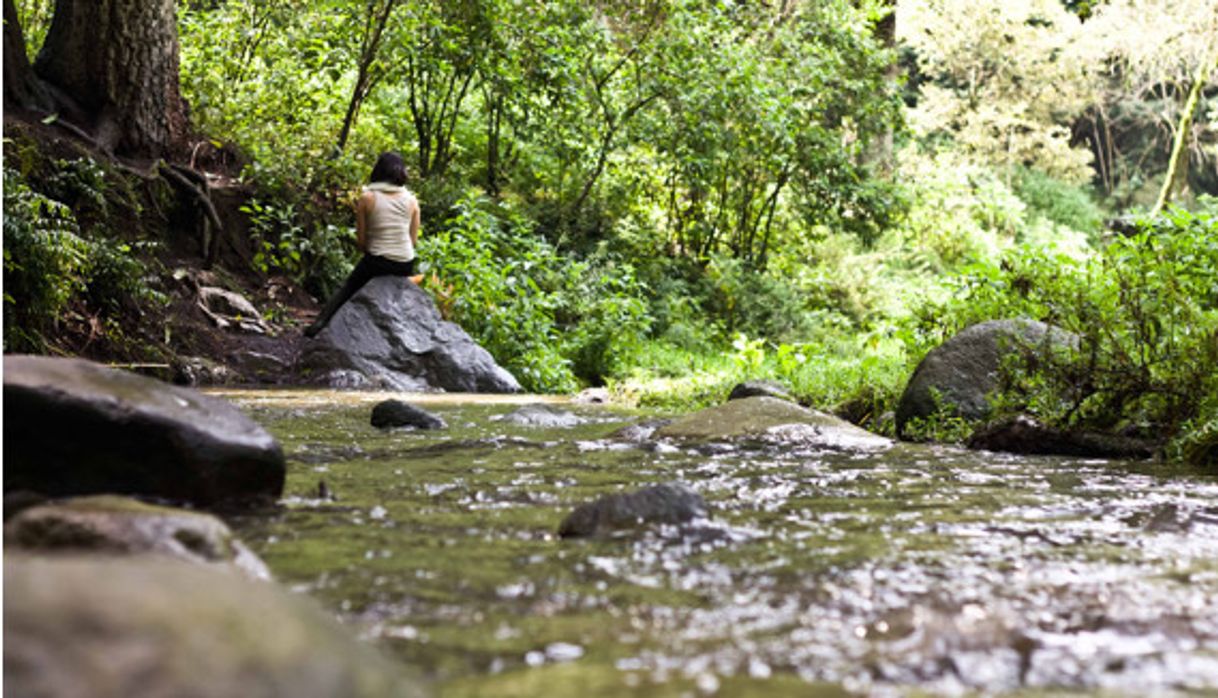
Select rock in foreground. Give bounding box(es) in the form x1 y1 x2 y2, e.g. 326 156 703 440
895 319 1075 439
5 495 271 580
4 556 426 698
3 356 285 507
558 483 707 538
654 396 891 451
300 277 521 393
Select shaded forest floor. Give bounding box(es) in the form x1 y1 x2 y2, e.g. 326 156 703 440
3 114 324 386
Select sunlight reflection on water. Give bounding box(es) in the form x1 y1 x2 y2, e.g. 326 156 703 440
221 389 1218 696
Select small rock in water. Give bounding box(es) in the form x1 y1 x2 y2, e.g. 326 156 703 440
317 479 336 501
727 380 793 403
558 483 707 538
545 642 584 662
607 418 673 442
370 400 446 430
498 404 583 428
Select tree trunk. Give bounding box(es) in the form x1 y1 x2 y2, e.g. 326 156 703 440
33 0 188 157
863 0 897 173
3 0 52 111
1151 53 1216 217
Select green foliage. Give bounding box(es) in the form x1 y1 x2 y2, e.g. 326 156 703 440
241 197 356 299
1008 166 1105 236
3 167 91 350
2 166 166 352
906 197 1218 446
420 192 651 392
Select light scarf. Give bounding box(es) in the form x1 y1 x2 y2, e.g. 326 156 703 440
365 182 408 195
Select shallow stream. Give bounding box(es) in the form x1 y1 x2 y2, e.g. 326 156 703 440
218 389 1218 697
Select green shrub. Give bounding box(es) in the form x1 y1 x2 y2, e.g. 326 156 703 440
1009 166 1105 235
904 197 1218 448
419 191 652 393
242 197 357 299
3 167 90 350
3 166 166 352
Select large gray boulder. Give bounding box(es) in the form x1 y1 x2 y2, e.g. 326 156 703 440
3 356 285 507
4 555 426 698
299 277 521 393
895 319 1076 439
5 495 271 580
654 396 891 451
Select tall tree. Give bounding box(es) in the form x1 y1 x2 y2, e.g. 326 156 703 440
32 0 189 157
3 0 51 111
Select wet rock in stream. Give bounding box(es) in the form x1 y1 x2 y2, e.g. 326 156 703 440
370 400 447 430
4 555 427 698
5 495 271 580
607 418 673 442
497 404 584 428
654 396 891 451
3 355 285 507
895 319 1076 439
558 483 708 538
727 379 794 402
967 414 1158 460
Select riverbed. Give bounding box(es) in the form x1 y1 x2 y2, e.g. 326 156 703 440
218 389 1218 696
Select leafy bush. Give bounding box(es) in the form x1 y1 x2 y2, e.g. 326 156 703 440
419 192 652 392
242 197 357 299
904 198 1218 448
1009 166 1105 235
3 166 91 350
3 166 166 352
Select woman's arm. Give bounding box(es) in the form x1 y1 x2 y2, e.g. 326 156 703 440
410 199 420 247
355 191 376 251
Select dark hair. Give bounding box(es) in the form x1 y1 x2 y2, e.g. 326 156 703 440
369 151 408 186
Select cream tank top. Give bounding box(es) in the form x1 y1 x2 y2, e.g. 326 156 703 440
364 186 416 263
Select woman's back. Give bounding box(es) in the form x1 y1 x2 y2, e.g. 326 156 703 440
364 189 416 262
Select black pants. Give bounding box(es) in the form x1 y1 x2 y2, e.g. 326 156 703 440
306 254 415 335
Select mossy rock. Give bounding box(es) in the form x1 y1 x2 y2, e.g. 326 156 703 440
654 396 890 451
4 555 428 698
5 495 270 580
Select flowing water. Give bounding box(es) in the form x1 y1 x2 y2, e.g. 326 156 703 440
217 389 1218 697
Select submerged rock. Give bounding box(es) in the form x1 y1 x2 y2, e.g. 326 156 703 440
299 277 521 393
895 319 1076 439
654 396 891 451
728 380 793 403
559 483 707 538
966 414 1158 460
4 555 427 698
607 418 674 442
370 400 447 430
498 404 583 428
3 356 285 507
5 495 271 580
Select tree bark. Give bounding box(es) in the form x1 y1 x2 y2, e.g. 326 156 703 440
1151 53 1216 216
3 0 52 111
33 0 188 157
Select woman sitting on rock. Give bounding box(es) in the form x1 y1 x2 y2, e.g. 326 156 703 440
304 151 420 337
